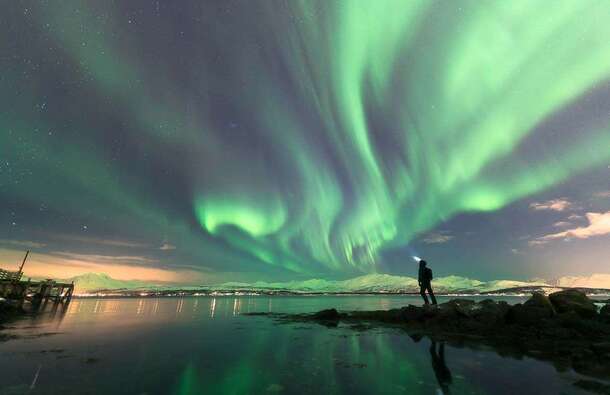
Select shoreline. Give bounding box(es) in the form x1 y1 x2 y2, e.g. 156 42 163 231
247 290 610 381
70 289 610 298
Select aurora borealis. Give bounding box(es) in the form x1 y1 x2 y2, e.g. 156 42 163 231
2 1 610 283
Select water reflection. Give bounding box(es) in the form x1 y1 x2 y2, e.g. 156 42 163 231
50 297 275 325
210 298 216 318
430 341 452 395
0 296 598 395
62 295 524 321
15 299 71 331
176 298 184 315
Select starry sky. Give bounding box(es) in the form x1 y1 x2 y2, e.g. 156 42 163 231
2 1 610 284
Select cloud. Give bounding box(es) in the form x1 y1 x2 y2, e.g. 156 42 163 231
594 191 610 198
421 231 454 244
568 214 584 221
529 198 572 212
552 221 572 228
50 251 157 266
51 234 149 248
0 239 46 249
528 239 548 246
160 242 176 251
0 247 201 283
555 274 610 289
530 211 610 245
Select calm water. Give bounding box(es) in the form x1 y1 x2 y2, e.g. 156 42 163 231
0 296 605 395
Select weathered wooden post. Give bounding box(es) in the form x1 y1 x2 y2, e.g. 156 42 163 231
64 281 74 304
17 250 29 281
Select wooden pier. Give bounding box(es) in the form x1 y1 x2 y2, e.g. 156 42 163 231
0 251 74 307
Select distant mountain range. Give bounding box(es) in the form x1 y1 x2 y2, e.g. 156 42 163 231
215 274 557 294
66 272 154 292
57 272 610 295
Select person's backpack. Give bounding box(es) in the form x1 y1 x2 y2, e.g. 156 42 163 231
425 267 433 281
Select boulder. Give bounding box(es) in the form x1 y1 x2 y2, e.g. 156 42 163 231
0 300 24 323
440 299 475 308
600 304 610 324
573 379 610 395
435 303 465 320
312 308 340 321
592 342 610 356
438 299 475 317
399 305 425 322
471 299 510 325
506 302 555 326
555 310 610 339
524 292 556 315
549 290 597 319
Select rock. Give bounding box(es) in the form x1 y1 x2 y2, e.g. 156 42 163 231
470 300 510 325
573 379 610 395
537 324 573 340
0 300 25 324
555 311 610 340
524 292 556 315
433 303 464 322
312 308 340 321
440 299 475 308
600 305 610 323
504 292 556 326
549 290 597 319
592 342 610 356
395 305 431 322
506 302 554 326
477 298 499 307
254 297 610 382
438 299 475 318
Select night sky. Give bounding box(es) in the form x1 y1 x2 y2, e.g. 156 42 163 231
2 1 610 284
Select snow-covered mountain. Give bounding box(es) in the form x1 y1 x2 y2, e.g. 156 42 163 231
215 274 551 294
66 273 160 293
61 272 610 295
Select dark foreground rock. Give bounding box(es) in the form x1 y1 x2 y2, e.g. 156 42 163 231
549 289 598 318
0 300 25 324
249 290 610 380
0 301 26 341
600 305 610 324
574 379 610 395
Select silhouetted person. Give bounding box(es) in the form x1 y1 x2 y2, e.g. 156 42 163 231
429 340 452 395
418 260 437 305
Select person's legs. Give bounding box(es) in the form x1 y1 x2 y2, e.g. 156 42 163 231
420 285 429 304
427 284 437 305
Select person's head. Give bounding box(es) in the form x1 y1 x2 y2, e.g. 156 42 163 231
419 260 427 270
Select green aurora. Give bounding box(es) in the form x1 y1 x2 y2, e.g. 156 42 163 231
2 1 610 280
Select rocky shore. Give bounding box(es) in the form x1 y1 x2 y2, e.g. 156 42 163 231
249 290 610 384
0 300 26 341
0 300 24 322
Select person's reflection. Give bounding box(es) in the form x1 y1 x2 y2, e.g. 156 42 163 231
429 340 452 395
